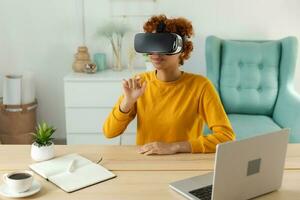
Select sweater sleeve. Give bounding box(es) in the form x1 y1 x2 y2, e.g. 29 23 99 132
102 95 137 138
189 80 235 153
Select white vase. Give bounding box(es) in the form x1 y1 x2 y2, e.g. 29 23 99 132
31 142 55 162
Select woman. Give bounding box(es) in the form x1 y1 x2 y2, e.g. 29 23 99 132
103 15 235 155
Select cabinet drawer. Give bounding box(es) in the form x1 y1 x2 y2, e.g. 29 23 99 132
64 81 122 107
67 133 120 145
65 108 137 133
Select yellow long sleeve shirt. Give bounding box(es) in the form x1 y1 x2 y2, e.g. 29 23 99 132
103 70 235 153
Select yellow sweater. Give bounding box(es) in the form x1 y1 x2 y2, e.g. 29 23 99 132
103 70 235 153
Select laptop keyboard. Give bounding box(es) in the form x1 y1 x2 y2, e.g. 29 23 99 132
189 185 212 200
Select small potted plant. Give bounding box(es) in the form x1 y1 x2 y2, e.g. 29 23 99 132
30 122 56 162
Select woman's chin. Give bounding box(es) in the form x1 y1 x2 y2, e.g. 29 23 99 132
153 63 164 70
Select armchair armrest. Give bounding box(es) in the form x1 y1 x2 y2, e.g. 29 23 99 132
273 86 300 142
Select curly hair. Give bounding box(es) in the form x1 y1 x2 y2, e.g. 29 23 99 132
143 14 194 65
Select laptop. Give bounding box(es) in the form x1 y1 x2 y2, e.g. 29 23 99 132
169 129 289 200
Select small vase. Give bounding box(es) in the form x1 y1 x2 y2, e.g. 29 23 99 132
93 53 107 71
31 142 55 162
112 49 122 71
72 46 91 73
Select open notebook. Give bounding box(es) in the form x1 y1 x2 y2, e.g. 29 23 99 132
29 153 116 193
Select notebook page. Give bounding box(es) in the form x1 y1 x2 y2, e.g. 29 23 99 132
48 163 116 192
29 153 91 178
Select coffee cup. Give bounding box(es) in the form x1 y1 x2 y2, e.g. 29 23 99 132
3 171 33 193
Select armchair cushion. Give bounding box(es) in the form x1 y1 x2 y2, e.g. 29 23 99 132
220 40 281 115
203 114 281 140
228 114 281 140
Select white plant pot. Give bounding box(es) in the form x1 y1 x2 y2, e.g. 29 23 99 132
31 142 55 162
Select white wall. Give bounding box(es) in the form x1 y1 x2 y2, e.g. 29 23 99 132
0 0 81 140
0 0 300 140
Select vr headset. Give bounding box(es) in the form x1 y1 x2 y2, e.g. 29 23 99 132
134 21 184 55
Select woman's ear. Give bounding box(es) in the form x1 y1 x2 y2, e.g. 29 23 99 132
179 52 185 65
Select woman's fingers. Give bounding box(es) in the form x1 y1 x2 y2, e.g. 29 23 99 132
143 143 154 150
138 147 148 154
133 79 138 89
133 75 143 88
138 143 153 154
141 81 147 93
138 148 147 154
134 76 143 89
138 145 149 153
123 76 145 90
135 76 141 87
139 147 156 155
122 79 129 88
145 149 157 156
128 78 133 88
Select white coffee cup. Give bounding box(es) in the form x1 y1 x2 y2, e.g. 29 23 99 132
3 171 33 193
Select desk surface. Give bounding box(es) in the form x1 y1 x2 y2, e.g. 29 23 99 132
0 144 300 199
1 144 300 171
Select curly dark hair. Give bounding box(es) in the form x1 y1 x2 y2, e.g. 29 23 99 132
143 14 194 65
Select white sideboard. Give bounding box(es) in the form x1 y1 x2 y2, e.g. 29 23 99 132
64 69 145 145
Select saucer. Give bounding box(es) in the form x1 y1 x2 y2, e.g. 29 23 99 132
0 180 41 198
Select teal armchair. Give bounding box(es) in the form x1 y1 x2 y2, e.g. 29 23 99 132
205 36 300 142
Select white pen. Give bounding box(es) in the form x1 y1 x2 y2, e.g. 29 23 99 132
67 159 76 173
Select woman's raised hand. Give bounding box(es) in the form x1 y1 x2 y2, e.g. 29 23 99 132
119 76 147 113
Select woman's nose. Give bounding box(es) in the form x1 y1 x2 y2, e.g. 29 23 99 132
150 53 163 58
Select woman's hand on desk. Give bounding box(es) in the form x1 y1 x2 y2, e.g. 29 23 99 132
138 141 192 155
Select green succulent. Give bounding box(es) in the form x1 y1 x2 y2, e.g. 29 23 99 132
31 122 56 147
